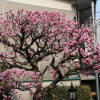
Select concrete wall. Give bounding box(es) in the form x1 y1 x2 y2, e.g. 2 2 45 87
43 80 80 87
0 0 6 13
81 74 95 80
0 0 77 20
7 0 72 11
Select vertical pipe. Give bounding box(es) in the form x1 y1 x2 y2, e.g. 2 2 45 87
91 1 99 100
91 1 95 30
91 1 96 43
96 72 100 100
77 10 80 28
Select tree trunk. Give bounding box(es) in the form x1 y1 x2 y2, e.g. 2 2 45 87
33 76 63 100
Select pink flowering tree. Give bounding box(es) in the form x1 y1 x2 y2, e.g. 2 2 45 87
0 9 100 99
0 68 41 100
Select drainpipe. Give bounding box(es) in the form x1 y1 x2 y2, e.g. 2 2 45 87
91 0 99 100
91 0 96 43
96 72 100 100
92 1 100 99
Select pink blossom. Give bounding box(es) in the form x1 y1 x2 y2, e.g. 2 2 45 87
38 93 42 98
0 68 41 100
94 65 100 68
87 47 91 52
71 40 77 46
80 48 87 57
11 33 16 37
64 47 69 54
96 43 99 50
1 32 5 36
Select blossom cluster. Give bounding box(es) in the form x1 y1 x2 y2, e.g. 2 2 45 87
0 68 41 100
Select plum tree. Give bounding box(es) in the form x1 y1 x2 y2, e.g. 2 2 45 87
0 9 100 100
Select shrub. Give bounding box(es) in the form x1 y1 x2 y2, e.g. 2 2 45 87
41 85 93 100
76 85 93 100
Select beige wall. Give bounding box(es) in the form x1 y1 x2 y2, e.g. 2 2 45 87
0 0 77 20
43 80 80 87
0 0 5 13
14 89 33 100
80 74 95 80
7 0 72 11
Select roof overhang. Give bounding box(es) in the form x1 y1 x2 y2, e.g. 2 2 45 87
65 0 97 10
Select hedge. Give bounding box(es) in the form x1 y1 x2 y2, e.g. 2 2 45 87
41 85 93 100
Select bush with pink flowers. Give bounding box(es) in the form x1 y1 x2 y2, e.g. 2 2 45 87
0 68 42 100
